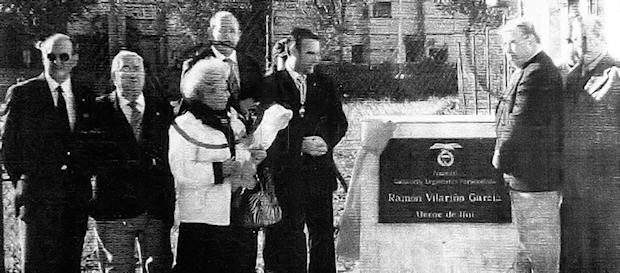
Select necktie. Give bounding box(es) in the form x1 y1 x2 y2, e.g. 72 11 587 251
128 101 142 140
295 75 307 118
224 58 240 101
56 86 70 132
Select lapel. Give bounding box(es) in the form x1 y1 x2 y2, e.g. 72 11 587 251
278 70 301 109
71 79 88 130
305 74 319 105
109 92 138 142
141 96 158 141
498 69 525 113
30 73 55 115
237 53 247 88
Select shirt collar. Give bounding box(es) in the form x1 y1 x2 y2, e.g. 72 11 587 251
211 45 237 63
286 65 306 82
116 90 145 108
45 73 72 95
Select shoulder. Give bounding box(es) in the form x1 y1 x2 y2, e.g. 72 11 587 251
146 95 173 117
172 113 226 143
95 92 115 104
238 52 260 67
522 52 561 83
145 95 169 108
311 72 336 86
9 75 45 93
264 71 288 84
5 75 46 104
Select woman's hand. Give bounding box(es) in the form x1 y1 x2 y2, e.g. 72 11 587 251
222 159 241 177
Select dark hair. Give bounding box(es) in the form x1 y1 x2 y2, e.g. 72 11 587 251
289 28 320 52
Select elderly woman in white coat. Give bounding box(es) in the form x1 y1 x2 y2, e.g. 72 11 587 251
168 58 257 273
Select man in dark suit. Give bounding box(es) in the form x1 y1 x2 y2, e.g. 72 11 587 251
89 50 174 273
493 19 563 272
493 20 563 191
561 15 620 273
2 33 96 273
261 28 348 273
182 11 263 127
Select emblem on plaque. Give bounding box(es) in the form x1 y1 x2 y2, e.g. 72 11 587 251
430 143 462 167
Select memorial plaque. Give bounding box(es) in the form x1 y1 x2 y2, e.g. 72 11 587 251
379 138 511 223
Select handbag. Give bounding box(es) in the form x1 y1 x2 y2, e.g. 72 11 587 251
239 166 282 228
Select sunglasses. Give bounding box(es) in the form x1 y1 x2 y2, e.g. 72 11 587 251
46 53 70 62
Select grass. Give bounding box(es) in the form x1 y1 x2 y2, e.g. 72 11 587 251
2 96 460 273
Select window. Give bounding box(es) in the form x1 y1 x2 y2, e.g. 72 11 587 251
405 36 424 62
588 0 600 15
361 5 369 19
0 29 42 69
373 2 391 18
352 45 364 63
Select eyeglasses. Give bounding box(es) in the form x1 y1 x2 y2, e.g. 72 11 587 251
46 53 70 62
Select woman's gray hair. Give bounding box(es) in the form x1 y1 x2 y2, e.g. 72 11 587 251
180 58 230 101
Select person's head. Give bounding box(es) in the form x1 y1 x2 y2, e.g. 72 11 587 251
501 19 541 68
111 50 145 102
285 28 321 75
569 15 606 65
181 58 230 110
39 33 78 83
209 11 241 56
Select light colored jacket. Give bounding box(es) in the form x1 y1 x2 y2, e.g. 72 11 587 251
168 111 247 226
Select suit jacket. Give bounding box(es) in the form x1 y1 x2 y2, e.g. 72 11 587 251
495 51 563 191
184 47 263 101
1 73 96 209
261 70 348 193
561 53 620 273
90 92 174 223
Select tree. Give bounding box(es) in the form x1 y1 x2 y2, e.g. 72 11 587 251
0 0 96 41
434 0 504 30
165 0 269 65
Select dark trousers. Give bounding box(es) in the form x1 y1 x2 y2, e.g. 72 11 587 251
264 177 336 273
95 213 172 273
22 203 87 273
174 223 257 273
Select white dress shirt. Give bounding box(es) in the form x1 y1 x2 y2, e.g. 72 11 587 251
45 74 76 131
286 67 307 106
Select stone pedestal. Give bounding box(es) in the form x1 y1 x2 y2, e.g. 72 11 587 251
356 115 560 273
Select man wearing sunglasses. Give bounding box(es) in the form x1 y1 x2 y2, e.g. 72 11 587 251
2 33 97 273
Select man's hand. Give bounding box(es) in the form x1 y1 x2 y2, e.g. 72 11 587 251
250 149 267 164
222 159 241 177
302 136 328 156
239 98 256 116
492 150 500 169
